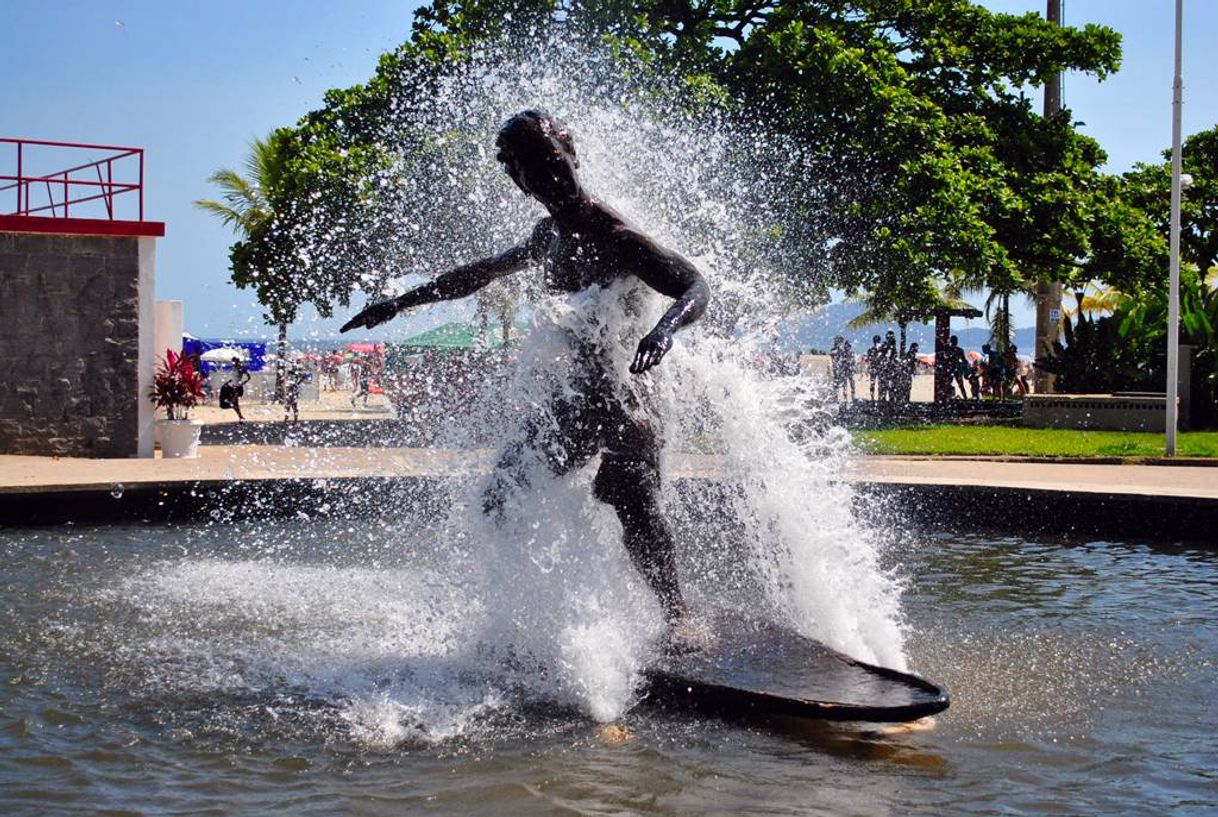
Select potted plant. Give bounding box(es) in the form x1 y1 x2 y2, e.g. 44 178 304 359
149 349 206 458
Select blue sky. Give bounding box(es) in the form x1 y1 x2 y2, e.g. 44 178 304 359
2 1 1215 339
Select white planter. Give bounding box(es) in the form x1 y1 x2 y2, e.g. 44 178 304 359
158 419 202 458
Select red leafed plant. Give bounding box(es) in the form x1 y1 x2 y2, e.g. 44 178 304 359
149 349 205 420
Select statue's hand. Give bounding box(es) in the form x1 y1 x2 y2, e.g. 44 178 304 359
340 298 400 333
631 327 674 374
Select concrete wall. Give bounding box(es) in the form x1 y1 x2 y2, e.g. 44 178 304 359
0 231 155 457
154 300 184 362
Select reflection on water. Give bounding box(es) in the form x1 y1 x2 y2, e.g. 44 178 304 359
1 522 1215 816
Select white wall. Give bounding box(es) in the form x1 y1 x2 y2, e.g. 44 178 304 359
136 238 157 458
154 300 184 362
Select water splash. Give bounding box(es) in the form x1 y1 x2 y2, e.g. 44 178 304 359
78 33 907 744
344 34 911 720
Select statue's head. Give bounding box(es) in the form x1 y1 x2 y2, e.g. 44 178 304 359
496 109 580 204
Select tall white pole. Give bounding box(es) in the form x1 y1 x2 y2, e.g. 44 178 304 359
1034 0 1065 396
1166 0 1184 455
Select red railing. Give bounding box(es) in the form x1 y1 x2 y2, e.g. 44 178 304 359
0 137 145 222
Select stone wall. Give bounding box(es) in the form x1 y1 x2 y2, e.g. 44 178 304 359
0 231 146 457
1022 393 1169 432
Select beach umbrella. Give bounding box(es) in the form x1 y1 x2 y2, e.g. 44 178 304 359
200 347 250 364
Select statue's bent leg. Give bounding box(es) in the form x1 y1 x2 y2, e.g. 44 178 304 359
482 394 598 521
593 452 683 622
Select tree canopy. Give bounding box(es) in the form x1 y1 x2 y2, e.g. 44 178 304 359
220 0 1170 336
1123 124 1218 278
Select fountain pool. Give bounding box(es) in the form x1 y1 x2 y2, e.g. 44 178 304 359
1 520 1213 816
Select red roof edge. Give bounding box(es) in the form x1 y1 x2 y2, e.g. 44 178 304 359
0 214 165 238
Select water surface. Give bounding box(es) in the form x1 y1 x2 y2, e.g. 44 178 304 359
1 521 1213 816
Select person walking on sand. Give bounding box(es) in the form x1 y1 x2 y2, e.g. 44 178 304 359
350 362 371 407
219 356 250 422
341 110 709 645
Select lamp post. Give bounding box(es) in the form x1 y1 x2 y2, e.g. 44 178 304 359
1166 0 1184 456
1034 0 1065 395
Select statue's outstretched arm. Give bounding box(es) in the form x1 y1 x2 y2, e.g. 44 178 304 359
341 218 553 332
628 236 710 374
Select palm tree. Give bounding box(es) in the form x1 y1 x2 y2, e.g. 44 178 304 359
195 135 291 397
1060 283 1131 321
983 274 1043 353
195 135 281 235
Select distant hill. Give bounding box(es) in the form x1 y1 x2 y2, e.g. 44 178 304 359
252 303 1033 356
777 303 1033 355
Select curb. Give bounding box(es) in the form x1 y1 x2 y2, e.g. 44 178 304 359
859 454 1218 467
3 474 1215 544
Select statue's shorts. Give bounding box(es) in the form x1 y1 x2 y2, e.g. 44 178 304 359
482 362 681 618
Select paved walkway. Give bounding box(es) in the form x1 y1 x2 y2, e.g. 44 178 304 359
1 446 1214 501
194 389 395 424
845 457 1218 501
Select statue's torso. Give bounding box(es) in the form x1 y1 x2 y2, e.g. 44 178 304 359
541 215 627 294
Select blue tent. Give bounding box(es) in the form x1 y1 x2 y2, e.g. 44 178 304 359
182 337 268 374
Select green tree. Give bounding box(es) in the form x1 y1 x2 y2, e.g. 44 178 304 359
197 126 395 394
1123 124 1218 278
251 1 1153 338
1051 125 1218 425
195 132 295 393
565 0 1147 342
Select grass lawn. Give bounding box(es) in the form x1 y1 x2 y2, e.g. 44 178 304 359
853 424 1218 458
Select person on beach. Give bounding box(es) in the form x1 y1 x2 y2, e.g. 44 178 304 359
966 354 982 399
945 335 968 399
283 363 302 422
220 356 250 422
1006 343 1029 396
865 335 883 401
829 336 856 402
900 342 919 402
341 110 710 642
218 379 242 422
350 362 371 408
236 358 251 417
879 330 897 402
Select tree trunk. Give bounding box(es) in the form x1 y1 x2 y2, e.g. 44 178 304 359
898 321 907 355
1002 292 1011 351
933 312 951 403
1033 279 1063 394
276 321 288 401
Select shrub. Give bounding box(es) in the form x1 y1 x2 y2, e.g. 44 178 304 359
149 350 205 420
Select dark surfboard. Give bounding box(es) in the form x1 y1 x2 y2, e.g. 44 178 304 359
642 611 949 723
